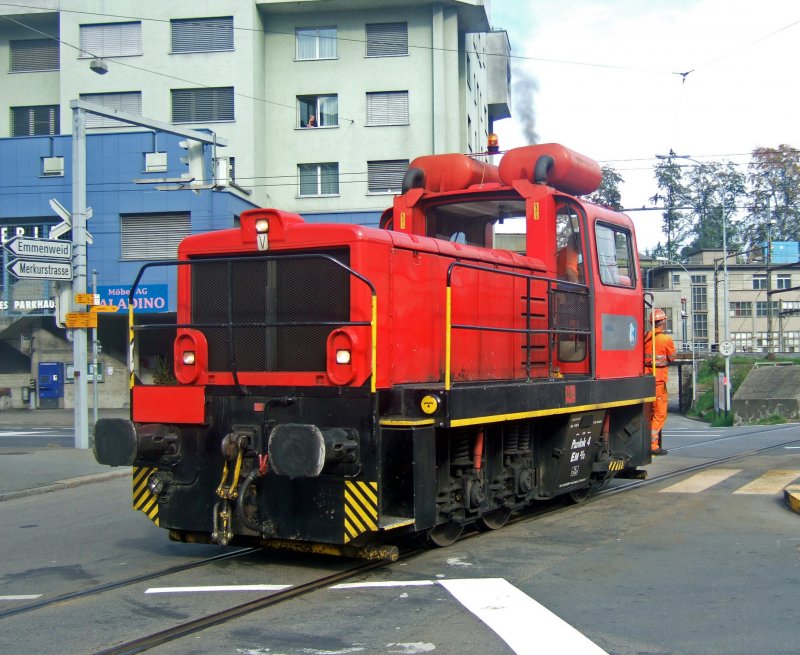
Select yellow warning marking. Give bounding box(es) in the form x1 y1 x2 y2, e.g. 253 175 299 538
132 466 160 526
733 470 800 495
344 481 378 543
659 469 741 494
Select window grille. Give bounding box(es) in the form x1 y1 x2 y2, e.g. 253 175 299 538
79 92 142 128
11 105 59 136
365 22 408 57
366 91 409 126
10 39 59 72
121 213 190 260
171 87 234 123
367 160 408 193
171 17 234 53
79 22 142 58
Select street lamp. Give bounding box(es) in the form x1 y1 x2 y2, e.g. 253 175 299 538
656 256 696 410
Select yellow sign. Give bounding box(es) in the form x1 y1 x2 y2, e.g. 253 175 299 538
90 304 120 313
75 293 99 305
66 312 98 329
420 395 440 415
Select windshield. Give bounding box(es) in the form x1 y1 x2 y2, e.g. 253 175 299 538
425 198 527 248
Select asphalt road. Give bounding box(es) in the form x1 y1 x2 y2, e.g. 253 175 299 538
1 420 798 655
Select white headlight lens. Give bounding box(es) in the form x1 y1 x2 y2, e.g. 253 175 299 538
335 349 351 365
255 218 269 233
182 351 196 365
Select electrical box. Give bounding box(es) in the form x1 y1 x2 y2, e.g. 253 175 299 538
38 361 65 409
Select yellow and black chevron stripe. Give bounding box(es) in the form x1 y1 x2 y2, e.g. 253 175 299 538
344 480 378 543
132 466 160 526
608 458 626 472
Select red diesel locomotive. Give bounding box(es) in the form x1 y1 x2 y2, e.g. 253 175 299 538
94 143 654 559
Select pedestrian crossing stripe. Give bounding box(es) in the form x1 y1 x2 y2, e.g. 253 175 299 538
132 466 160 526
660 469 800 495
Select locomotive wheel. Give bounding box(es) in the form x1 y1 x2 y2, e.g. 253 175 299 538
424 521 464 547
477 507 511 531
564 485 592 504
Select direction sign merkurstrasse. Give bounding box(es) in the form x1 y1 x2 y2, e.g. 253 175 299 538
6 259 73 280
4 236 72 260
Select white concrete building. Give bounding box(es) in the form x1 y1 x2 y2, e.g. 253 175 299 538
0 0 511 221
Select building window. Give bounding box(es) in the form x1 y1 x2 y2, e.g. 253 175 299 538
755 301 780 317
79 22 142 58
732 332 753 352
691 275 707 312
10 39 59 72
782 301 800 312
693 313 708 339
595 223 635 287
366 91 409 126
296 27 337 60
171 87 234 123
672 273 680 286
171 17 234 53
11 105 59 136
80 92 142 128
752 274 766 290
297 95 338 127
663 307 675 334
367 160 408 193
298 163 339 196
783 331 800 352
365 22 408 57
730 301 752 317
776 273 791 290
121 213 190 260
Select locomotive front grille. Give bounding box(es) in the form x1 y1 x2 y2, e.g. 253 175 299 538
190 250 351 372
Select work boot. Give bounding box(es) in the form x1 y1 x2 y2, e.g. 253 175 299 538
651 447 668 456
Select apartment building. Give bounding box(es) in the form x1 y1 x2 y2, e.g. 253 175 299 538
648 248 800 354
1 0 511 217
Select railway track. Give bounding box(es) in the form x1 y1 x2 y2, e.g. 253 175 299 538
7 427 799 654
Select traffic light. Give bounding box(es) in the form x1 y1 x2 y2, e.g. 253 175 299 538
178 139 206 185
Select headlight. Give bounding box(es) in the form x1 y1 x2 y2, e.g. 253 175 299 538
182 351 196 365
335 349 351 365
255 218 269 233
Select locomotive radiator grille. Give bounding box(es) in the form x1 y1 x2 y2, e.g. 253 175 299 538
190 251 351 372
132 466 160 526
344 480 378 543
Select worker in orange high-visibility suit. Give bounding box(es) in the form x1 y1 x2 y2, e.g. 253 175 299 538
644 308 676 455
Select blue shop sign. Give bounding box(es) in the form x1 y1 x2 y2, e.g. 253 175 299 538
97 284 169 313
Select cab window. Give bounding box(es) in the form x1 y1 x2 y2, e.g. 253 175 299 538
595 223 635 287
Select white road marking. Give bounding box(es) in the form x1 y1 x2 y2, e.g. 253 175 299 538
733 469 800 495
144 584 291 594
0 594 42 600
0 431 52 437
659 469 741 493
438 578 607 654
331 580 435 589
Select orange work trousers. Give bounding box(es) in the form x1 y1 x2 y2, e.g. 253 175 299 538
650 380 668 447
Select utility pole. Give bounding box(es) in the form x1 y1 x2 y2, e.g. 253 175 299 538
766 197 773 356
72 105 89 449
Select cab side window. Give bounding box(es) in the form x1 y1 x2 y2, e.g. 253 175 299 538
555 204 583 284
595 223 635 287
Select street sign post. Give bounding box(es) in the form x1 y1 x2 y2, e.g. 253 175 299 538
6 259 73 280
90 304 119 313
66 312 98 329
4 236 72 260
75 293 100 305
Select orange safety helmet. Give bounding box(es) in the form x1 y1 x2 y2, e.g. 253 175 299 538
649 308 667 324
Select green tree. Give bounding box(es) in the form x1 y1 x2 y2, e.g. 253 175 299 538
588 165 623 211
744 145 800 246
652 156 690 261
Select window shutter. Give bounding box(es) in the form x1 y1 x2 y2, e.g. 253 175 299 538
80 22 142 58
367 160 408 193
172 87 235 123
365 22 408 57
10 39 59 72
171 17 233 53
366 91 409 126
121 213 190 260
11 106 59 137
80 92 142 128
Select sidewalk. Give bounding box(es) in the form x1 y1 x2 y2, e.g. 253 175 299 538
0 407 131 501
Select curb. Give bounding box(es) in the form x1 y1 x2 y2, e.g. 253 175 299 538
784 485 800 515
0 468 131 502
